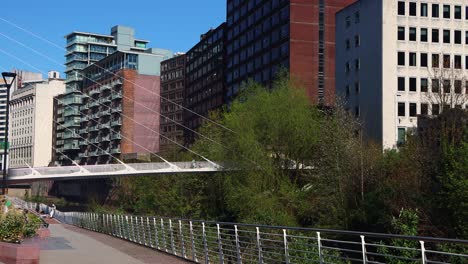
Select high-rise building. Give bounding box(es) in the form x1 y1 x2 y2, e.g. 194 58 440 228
79 50 171 164
225 0 355 104
9 72 65 168
56 25 170 164
160 53 186 153
184 24 226 145
336 0 468 149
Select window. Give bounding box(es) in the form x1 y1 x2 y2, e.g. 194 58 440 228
398 27 405 40
346 16 351 27
421 28 428 42
432 29 439 43
409 2 417 16
398 52 405 66
443 54 450 68
432 54 439 68
432 104 440 115
410 78 417 92
409 52 417 66
398 1 405 15
398 128 406 145
421 3 428 17
466 31 468 44
355 106 360 117
421 78 428 92
455 30 461 44
443 80 451 93
409 27 417 41
466 56 468 70
345 85 350 97
432 4 439 18
355 82 360 94
432 79 440 93
354 35 360 47
421 103 428 115
455 55 462 69
355 59 360 70
398 102 405 116
421 53 428 67
443 5 450 19
346 39 350 50
466 6 468 20
398 77 405 91
355 11 360 23
410 103 417 117
345 62 350 73
455 6 462 19
455 80 462 94
443 30 450 43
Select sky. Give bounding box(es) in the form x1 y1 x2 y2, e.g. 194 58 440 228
0 0 226 76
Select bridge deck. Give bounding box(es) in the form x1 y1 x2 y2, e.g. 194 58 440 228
38 221 190 264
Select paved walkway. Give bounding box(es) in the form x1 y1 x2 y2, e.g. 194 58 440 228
38 223 190 264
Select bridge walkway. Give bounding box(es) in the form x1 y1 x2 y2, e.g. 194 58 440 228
38 219 190 264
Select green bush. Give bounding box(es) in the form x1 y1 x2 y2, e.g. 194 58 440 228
0 206 42 243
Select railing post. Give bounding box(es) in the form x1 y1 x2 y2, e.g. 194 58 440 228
153 218 160 249
135 216 141 244
361 235 367 264
146 217 152 248
190 221 197 262
169 219 175 254
202 222 209 264
179 220 186 258
235 225 242 264
256 227 263 264
130 216 135 242
420 241 426 264
217 224 224 264
317 232 324 264
124 215 129 240
161 218 167 251
283 229 290 264
141 217 147 246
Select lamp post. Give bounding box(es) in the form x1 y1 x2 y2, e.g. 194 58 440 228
1 72 16 195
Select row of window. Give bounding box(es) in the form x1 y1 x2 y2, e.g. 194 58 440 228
397 52 468 69
398 77 468 94
398 2 468 20
398 27 468 44
397 102 463 117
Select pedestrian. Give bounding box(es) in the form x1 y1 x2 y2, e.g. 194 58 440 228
49 204 56 218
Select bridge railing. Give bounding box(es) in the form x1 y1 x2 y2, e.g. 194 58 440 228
18 201 468 264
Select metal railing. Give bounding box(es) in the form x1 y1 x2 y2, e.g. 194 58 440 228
12 199 468 264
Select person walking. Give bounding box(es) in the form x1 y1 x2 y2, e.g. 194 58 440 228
49 204 56 218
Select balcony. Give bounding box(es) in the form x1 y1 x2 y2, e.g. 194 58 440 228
57 117 64 123
89 101 100 108
79 139 87 146
100 135 111 142
112 79 122 86
110 147 121 154
89 126 99 132
89 113 99 120
89 150 98 157
111 105 122 113
79 128 88 134
111 93 123 100
99 96 111 104
100 109 111 116
101 122 111 129
64 143 80 150
56 140 64 146
100 85 111 92
89 89 100 96
81 116 89 122
90 138 99 144
63 109 80 117
80 104 89 111
111 118 122 126
111 133 121 140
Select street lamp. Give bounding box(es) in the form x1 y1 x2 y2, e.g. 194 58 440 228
1 72 16 195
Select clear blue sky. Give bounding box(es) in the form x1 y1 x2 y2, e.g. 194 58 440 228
0 0 226 76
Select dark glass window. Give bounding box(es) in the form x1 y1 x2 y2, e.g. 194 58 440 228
409 27 416 41
421 78 428 92
432 4 439 18
421 3 428 17
432 79 440 92
421 28 428 42
432 29 439 43
409 52 417 66
432 54 439 68
355 35 360 47
398 1 405 15
443 5 450 18
398 52 405 66
421 53 428 67
455 55 461 69
398 102 405 116
409 2 417 16
410 103 417 117
455 6 461 19
398 77 405 91
455 30 461 44
409 78 417 92
421 103 428 115
443 54 450 68
443 30 450 43
455 80 462 94
398 27 405 40
432 104 440 115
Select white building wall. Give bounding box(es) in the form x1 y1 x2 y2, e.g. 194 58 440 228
337 0 468 149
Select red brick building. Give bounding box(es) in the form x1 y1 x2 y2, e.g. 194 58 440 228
226 0 355 104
